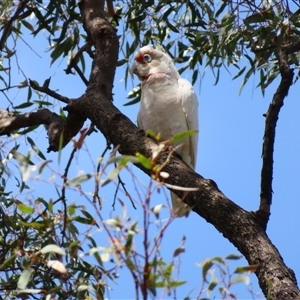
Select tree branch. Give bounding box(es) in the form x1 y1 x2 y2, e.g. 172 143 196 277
259 46 294 227
65 40 93 86
0 108 63 135
29 78 70 104
283 39 300 55
0 105 86 153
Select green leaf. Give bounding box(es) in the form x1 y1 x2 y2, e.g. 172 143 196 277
77 285 95 292
136 153 151 169
19 220 46 228
215 1 228 18
225 254 243 260
104 218 122 228
125 222 137 256
108 155 140 167
21 20 35 32
66 174 92 186
38 160 52 174
239 67 254 95
40 244 66 255
202 260 213 281
81 210 95 222
169 280 187 287
14 102 34 109
47 260 67 274
207 273 218 292
229 274 250 285
12 151 34 166
123 97 140 106
27 137 47 160
33 100 53 106
166 20 179 33
232 66 246 80
17 269 32 289
73 216 95 225
18 125 39 135
173 247 185 257
17 202 34 214
101 168 119 186
171 130 198 143
17 289 43 294
234 264 259 273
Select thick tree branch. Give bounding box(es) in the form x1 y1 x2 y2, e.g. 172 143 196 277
79 0 118 99
26 78 86 151
0 108 63 135
0 105 86 152
259 46 294 226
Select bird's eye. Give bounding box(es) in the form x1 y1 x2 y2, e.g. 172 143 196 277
143 54 152 63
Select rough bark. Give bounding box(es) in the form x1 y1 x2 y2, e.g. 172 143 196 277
259 46 294 227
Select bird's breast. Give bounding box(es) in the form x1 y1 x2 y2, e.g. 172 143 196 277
138 77 188 141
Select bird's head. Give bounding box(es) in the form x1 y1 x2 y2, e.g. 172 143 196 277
130 45 179 82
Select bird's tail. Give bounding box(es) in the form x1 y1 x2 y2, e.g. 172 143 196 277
170 192 191 218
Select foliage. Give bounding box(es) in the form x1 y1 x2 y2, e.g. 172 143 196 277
1 0 300 299
0 142 255 299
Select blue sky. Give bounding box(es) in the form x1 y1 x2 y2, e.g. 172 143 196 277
2 14 300 300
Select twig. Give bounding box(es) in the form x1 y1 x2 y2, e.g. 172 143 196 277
60 147 77 245
259 45 294 227
113 170 136 210
29 78 70 104
65 41 93 86
93 142 112 204
73 64 89 86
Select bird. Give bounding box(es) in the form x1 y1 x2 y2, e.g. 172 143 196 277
130 45 199 217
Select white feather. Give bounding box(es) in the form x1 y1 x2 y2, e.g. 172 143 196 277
132 46 199 217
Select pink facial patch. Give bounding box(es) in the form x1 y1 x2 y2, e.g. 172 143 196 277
135 53 146 64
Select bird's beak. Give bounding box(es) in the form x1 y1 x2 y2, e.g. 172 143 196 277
130 60 138 76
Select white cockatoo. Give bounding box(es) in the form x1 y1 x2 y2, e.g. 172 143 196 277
130 45 199 217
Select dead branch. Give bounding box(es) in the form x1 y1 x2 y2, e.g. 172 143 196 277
29 79 70 104
259 45 294 227
0 108 63 136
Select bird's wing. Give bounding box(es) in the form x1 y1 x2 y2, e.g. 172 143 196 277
178 78 199 169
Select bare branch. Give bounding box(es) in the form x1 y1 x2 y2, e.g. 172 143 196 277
72 64 89 86
65 41 93 86
29 79 70 104
0 104 86 153
259 46 294 226
0 108 63 135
